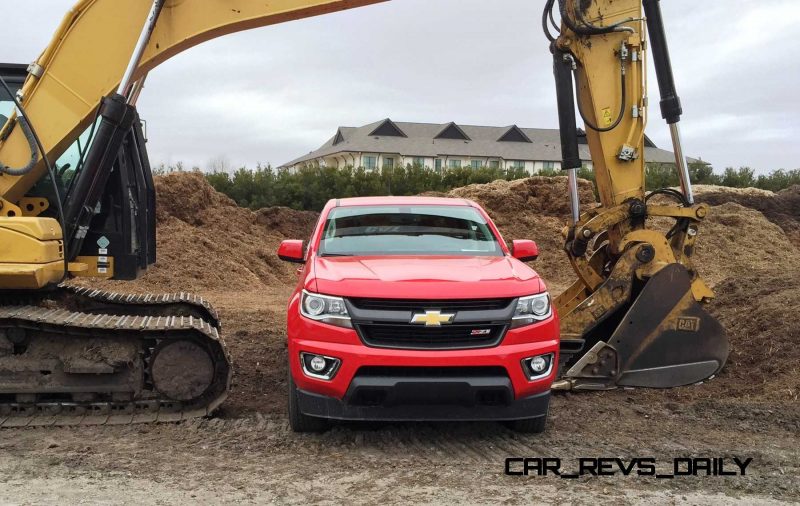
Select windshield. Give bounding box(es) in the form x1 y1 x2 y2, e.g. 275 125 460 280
319 205 503 257
1 70 95 205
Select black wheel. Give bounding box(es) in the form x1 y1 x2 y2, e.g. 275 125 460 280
506 414 548 434
288 373 330 433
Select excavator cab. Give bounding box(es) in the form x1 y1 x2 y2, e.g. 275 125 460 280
1 63 156 283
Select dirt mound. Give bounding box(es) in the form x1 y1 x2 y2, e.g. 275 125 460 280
693 202 800 287
154 172 240 226
709 266 800 402
83 172 318 293
694 184 800 243
448 176 596 217
256 207 319 239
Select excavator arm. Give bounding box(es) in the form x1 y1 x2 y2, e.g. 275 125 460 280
547 0 729 389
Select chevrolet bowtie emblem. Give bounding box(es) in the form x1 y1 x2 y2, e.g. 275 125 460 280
411 310 455 326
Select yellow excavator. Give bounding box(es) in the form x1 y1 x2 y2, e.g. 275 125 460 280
0 0 728 426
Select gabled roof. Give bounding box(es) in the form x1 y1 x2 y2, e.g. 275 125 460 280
280 120 699 168
332 128 345 146
498 125 532 143
435 122 471 141
368 118 407 138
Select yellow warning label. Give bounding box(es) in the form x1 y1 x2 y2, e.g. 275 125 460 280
602 107 613 126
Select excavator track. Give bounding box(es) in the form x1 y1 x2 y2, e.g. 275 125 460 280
0 288 232 427
55 285 221 328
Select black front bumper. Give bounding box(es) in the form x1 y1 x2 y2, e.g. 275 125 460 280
296 372 551 422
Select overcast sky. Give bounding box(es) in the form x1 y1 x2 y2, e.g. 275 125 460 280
3 0 799 173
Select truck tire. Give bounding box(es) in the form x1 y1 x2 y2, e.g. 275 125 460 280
506 414 548 434
288 373 330 433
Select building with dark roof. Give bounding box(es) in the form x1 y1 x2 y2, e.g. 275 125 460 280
281 118 694 173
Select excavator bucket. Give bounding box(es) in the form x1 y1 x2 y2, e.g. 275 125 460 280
564 264 729 389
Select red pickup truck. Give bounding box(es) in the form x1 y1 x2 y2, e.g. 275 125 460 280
278 196 559 433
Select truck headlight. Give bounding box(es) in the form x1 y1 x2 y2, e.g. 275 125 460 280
300 290 352 328
512 292 552 328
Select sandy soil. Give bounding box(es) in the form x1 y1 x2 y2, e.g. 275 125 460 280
1 174 798 504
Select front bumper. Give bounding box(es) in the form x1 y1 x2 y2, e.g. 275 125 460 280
297 383 551 422
288 296 559 418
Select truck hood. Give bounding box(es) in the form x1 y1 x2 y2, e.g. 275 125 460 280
310 256 544 299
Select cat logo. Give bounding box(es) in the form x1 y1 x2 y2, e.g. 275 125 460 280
410 310 455 327
677 316 701 332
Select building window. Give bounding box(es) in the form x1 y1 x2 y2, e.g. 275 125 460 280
543 161 555 170
384 157 395 169
510 160 525 170
412 157 425 168
489 160 500 169
363 155 377 171
449 159 462 169
471 160 481 169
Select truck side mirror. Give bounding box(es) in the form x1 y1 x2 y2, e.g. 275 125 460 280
511 240 539 262
278 240 305 263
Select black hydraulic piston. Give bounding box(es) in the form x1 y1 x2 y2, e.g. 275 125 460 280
643 0 682 124
553 49 582 170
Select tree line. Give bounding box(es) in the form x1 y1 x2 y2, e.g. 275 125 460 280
154 162 800 211
201 164 529 211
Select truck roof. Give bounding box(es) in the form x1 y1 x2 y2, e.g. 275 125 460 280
334 196 473 207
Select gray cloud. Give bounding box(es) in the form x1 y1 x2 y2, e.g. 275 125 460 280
3 0 798 173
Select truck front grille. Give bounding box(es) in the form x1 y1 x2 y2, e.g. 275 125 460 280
355 323 507 350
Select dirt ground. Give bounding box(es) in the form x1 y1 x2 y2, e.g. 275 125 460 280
1 174 798 504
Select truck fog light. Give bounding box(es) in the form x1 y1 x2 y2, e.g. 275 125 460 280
522 353 554 380
309 355 327 372
300 352 341 380
530 356 548 373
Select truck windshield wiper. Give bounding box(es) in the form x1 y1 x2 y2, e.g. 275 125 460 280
321 253 355 257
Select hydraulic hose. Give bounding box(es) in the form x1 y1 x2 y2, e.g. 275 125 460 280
0 112 39 176
543 0 558 42
575 68 627 132
549 0 560 32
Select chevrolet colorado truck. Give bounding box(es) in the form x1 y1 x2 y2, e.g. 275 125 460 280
277 196 560 433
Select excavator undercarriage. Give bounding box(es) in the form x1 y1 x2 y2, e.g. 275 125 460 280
0 62 231 426
0 286 231 426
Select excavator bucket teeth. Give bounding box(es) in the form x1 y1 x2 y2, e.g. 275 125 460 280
567 264 729 389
